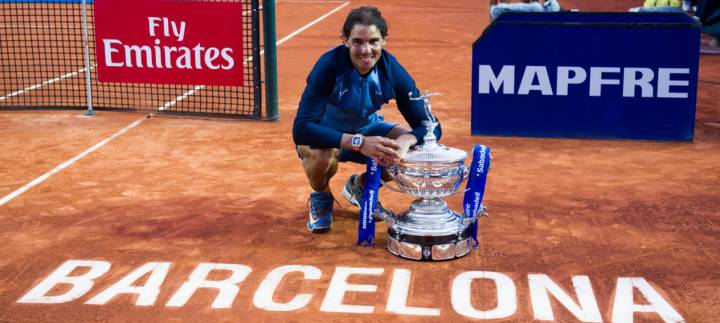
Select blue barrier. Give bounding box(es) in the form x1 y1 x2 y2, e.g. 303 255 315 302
471 12 701 141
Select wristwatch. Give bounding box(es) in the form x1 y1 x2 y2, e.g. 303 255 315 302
351 134 364 151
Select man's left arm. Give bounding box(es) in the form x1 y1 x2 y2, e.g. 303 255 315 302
389 59 443 147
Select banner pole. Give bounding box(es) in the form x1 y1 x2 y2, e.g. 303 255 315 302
81 0 95 116
262 0 279 121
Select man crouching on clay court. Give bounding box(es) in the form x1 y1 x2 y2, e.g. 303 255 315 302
292 6 442 233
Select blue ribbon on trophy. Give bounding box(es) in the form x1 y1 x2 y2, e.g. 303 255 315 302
357 159 381 246
462 144 491 247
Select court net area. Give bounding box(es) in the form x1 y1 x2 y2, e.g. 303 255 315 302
0 0 263 119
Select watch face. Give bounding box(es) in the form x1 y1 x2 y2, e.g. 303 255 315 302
352 136 362 146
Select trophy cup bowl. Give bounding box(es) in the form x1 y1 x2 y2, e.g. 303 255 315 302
390 147 467 198
381 121 481 261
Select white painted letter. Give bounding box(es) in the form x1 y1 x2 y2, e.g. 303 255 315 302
166 263 251 309
479 65 515 94
528 274 602 322
589 67 621 96
124 45 153 68
220 48 235 70
320 266 383 314
176 47 193 69
204 47 221 70
557 66 587 96
171 20 186 42
657 68 689 98
623 67 655 98
386 269 440 316
17 260 111 304
253 265 321 312
162 17 170 37
518 66 553 95
103 39 124 67
611 277 685 323
193 44 205 69
86 262 170 306
148 17 161 37
451 271 517 320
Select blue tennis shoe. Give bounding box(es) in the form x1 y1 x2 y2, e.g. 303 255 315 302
307 191 333 233
342 174 364 208
342 174 390 217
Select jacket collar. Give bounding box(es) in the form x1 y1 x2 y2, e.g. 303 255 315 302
332 45 396 109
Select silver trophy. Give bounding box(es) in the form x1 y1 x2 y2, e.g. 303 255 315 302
377 91 490 261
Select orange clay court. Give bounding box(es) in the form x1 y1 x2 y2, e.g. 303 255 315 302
1 0 719 322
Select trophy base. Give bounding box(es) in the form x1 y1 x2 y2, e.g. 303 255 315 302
386 225 473 261
380 198 478 261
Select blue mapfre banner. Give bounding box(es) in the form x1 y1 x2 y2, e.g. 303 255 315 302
472 12 701 141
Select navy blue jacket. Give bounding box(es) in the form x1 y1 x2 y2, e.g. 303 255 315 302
292 45 442 148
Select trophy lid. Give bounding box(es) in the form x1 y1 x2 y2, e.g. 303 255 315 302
401 90 467 164
402 144 467 164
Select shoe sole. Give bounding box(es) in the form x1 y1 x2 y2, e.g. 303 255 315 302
307 221 331 233
342 184 361 208
307 225 330 234
307 211 331 234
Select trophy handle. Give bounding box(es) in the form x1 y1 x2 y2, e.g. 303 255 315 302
382 164 410 194
446 165 471 196
451 154 494 196
463 204 489 225
380 179 405 194
373 203 397 226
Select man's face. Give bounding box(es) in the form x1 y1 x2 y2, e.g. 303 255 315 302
344 24 385 75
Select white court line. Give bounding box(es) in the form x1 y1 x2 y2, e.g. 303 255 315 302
159 1 349 111
276 1 350 46
0 1 351 207
158 85 205 111
0 66 95 102
0 116 147 207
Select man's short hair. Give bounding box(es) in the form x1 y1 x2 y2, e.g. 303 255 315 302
341 6 388 39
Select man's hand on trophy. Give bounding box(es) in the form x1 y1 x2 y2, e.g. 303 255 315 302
360 136 402 166
394 133 418 160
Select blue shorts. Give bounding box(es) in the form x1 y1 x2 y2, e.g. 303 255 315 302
296 120 398 165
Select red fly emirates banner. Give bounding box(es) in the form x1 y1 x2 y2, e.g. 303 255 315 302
94 0 244 86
